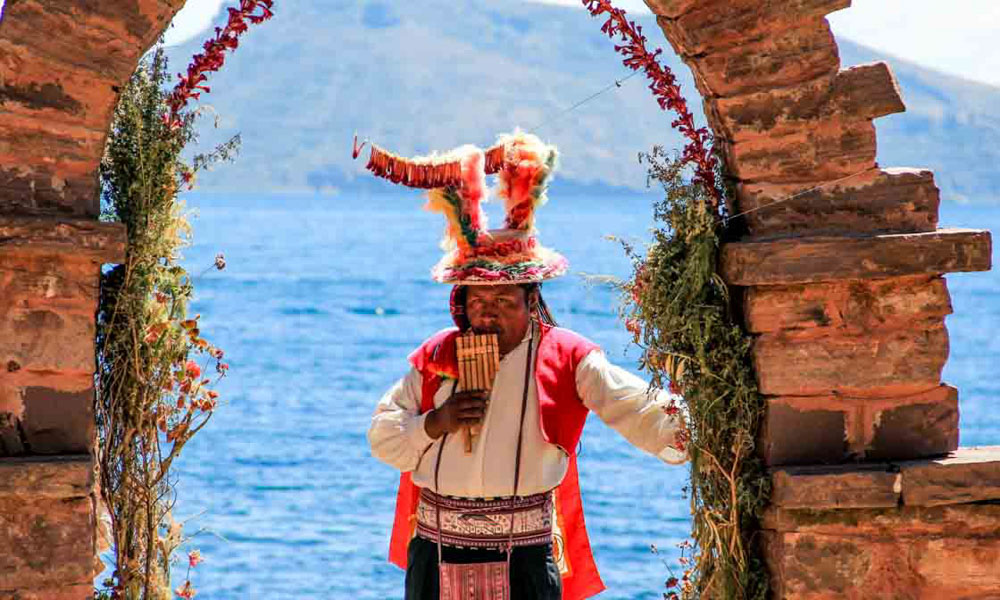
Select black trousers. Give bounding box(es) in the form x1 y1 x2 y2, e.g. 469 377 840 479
405 536 562 600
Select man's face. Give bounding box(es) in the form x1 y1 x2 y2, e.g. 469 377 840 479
465 285 532 354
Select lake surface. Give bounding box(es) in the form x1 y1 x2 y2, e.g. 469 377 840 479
163 192 998 599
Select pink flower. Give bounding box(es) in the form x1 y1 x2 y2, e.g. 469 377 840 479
188 549 203 568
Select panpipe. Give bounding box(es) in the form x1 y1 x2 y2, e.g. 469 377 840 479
455 332 500 453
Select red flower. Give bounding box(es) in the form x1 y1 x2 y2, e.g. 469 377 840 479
175 581 197 599
666 577 678 588
185 360 201 379
583 0 720 208
164 0 276 130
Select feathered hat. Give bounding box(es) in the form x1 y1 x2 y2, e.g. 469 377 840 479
358 131 568 285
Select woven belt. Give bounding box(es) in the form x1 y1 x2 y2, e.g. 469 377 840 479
415 488 553 550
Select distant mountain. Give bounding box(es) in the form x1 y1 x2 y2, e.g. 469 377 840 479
168 0 1000 203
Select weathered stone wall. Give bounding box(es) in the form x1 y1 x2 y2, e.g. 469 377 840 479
0 1 184 597
643 1 998 597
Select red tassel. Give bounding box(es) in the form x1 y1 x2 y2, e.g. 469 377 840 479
484 144 505 174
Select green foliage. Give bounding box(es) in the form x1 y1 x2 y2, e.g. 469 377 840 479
95 47 234 599
619 147 769 599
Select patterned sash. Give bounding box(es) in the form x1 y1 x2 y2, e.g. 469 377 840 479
416 488 553 550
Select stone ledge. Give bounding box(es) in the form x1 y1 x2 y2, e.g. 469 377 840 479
710 63 905 142
0 455 94 498
0 215 126 263
720 228 992 285
744 275 951 335
735 168 940 239
771 463 900 509
901 446 1000 507
770 446 1000 510
656 0 849 57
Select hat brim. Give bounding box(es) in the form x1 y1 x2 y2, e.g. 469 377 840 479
432 252 568 285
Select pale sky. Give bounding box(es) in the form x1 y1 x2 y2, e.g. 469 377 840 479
157 0 1000 87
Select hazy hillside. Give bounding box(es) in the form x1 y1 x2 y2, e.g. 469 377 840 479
167 0 1000 203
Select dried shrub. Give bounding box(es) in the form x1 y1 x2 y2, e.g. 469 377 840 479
619 148 770 599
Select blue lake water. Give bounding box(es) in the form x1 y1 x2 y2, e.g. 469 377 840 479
166 192 998 599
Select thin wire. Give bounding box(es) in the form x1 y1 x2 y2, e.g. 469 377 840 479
526 69 643 134
720 167 877 225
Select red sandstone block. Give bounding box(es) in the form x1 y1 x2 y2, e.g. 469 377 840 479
762 386 960 466
766 532 875 599
0 114 106 169
642 0 699 18
0 167 100 218
766 529 1000 599
710 62 905 141
0 583 95 599
734 167 940 238
720 228 993 286
744 275 951 335
761 400 849 465
867 390 959 461
0 456 93 498
0 216 126 263
0 308 96 374
718 119 876 184
913 537 1000 599
678 21 840 97
658 0 849 57
0 0 176 79
0 43 120 128
900 446 1000 507
19 387 95 455
754 324 949 397
0 387 96 456
770 463 900 509
764 503 1000 537
0 254 100 310
0 495 97 590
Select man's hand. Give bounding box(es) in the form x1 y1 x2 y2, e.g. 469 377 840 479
424 390 488 439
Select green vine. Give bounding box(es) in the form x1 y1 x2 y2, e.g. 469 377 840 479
619 148 770 599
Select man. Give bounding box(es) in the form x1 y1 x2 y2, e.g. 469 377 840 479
365 132 687 600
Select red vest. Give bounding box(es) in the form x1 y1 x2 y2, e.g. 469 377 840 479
387 324 606 600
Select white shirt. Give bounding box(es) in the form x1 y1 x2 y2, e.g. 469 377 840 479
368 327 687 498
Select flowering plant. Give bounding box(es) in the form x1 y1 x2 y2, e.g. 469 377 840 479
582 1 770 597
582 0 721 209
94 3 273 598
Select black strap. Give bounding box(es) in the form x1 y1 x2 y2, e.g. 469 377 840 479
507 325 534 562
434 381 458 569
433 323 536 569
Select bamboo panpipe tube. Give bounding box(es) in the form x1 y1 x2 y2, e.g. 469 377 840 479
455 333 500 452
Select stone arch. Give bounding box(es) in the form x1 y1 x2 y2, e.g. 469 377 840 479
0 0 185 216
0 1 995 598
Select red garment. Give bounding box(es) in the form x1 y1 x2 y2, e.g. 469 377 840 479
387 324 606 600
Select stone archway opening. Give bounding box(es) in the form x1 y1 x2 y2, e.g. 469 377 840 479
0 1 996 598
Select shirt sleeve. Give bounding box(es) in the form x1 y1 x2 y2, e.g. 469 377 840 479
368 367 437 472
575 350 688 465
